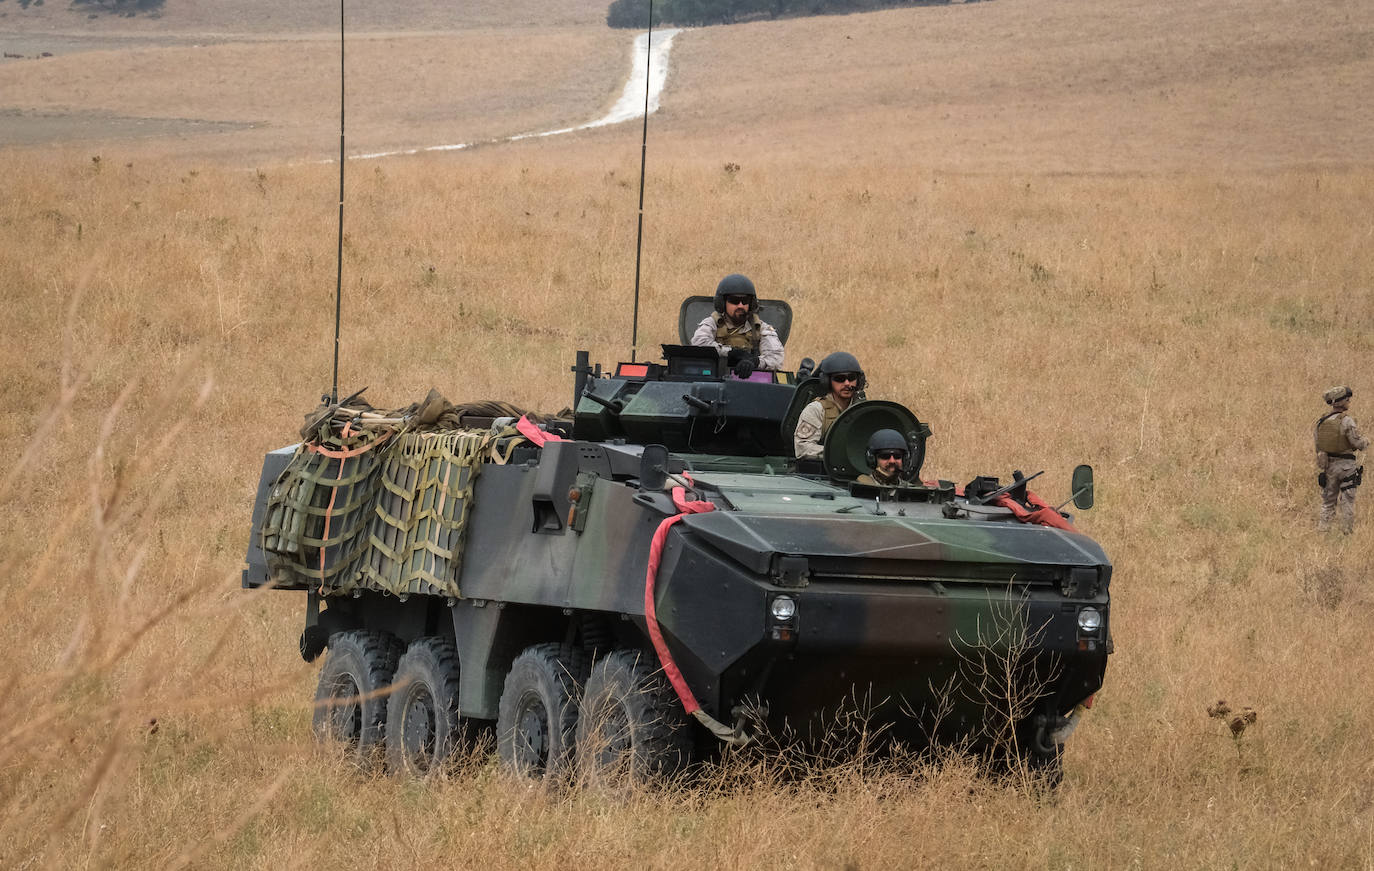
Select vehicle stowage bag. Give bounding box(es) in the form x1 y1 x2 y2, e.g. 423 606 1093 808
261 429 491 598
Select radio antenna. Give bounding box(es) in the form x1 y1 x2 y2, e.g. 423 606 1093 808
628 0 654 363
330 0 346 403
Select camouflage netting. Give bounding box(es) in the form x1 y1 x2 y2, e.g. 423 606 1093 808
261 389 554 597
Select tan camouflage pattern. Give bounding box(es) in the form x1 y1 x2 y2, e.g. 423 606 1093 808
1315 414 1360 453
691 313 784 369
794 395 849 459
1319 457 1360 533
1324 385 1354 405
1316 410 1367 533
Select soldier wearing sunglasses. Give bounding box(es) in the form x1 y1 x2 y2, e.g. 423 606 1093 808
856 429 909 488
690 274 784 376
794 351 866 460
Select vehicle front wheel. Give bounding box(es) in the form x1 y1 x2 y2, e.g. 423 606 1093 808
496 643 579 779
575 649 691 786
385 637 463 777
312 629 404 768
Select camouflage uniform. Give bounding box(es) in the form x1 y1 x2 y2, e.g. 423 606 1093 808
1315 387 1368 533
691 312 784 370
794 395 856 459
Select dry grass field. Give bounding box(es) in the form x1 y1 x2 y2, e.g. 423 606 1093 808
2 0 1374 867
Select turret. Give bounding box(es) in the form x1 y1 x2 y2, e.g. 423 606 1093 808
573 344 798 456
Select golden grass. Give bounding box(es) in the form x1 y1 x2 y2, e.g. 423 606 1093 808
3 0 1374 865
3 142 1372 868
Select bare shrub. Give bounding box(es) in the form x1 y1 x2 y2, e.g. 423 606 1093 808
952 586 1061 785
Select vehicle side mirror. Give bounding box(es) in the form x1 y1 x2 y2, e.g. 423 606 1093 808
639 444 670 491
1071 464 1095 510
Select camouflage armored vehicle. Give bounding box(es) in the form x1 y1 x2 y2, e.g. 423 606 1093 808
243 297 1111 781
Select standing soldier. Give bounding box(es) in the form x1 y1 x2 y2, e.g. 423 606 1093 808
1315 385 1368 534
691 274 785 376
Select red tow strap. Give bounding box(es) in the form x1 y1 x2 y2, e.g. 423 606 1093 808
516 415 563 446
644 487 714 715
990 489 1077 531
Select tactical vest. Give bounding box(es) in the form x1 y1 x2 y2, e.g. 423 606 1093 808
1316 413 1355 453
714 312 762 353
818 395 846 439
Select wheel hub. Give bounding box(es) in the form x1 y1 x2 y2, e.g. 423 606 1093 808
515 695 550 771
401 687 437 770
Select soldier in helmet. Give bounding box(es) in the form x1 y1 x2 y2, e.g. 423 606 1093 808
691 274 784 377
856 429 908 492
794 351 865 459
1315 385 1368 533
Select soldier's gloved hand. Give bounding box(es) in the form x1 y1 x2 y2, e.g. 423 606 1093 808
1318 472 1328 488
733 357 757 379
726 347 748 367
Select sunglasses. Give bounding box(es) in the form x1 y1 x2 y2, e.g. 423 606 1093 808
724 295 753 306
831 373 860 384
875 450 905 461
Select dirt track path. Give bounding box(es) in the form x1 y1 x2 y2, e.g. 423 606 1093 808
350 28 682 161
0 27 681 159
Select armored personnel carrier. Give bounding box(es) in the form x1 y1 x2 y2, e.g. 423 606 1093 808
243 297 1111 781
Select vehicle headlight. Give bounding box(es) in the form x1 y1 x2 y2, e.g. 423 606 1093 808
1077 607 1102 634
770 595 797 622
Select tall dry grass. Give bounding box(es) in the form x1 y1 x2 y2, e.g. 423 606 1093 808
1 136 1371 867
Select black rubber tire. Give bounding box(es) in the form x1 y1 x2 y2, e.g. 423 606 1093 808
312 629 404 767
496 643 580 779
385 637 463 777
575 649 691 785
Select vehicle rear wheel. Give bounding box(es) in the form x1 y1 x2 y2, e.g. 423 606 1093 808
385 637 463 777
496 643 579 779
312 629 403 768
575 649 691 785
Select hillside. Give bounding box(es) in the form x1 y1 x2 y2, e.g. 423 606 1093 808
2 0 1371 170
658 0 1374 172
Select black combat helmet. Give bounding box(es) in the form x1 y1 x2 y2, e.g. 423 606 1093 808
817 351 866 391
866 428 909 468
714 274 758 313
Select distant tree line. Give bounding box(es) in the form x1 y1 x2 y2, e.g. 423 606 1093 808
0 0 166 12
72 0 166 12
607 0 951 27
